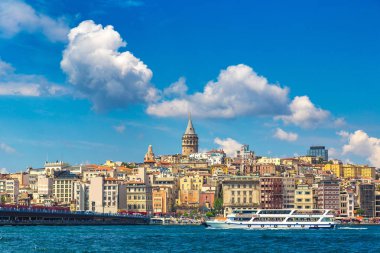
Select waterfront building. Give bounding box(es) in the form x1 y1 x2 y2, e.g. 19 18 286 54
339 190 355 218
222 176 260 216
35 176 53 204
307 146 328 162
52 171 78 205
376 192 380 218
126 181 153 214
73 181 89 211
199 190 215 209
359 183 375 218
317 179 340 211
177 175 203 207
282 177 295 209
182 114 198 156
152 175 177 213
294 184 314 210
89 177 126 213
260 177 283 209
152 187 169 214
0 178 19 204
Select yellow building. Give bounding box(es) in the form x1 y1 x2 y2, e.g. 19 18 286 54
177 175 203 206
359 166 375 179
152 188 168 214
294 184 314 209
323 164 343 178
211 165 229 175
342 164 360 179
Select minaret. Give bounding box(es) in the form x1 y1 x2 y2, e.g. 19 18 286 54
182 113 198 156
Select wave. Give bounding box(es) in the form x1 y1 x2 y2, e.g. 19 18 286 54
338 227 368 230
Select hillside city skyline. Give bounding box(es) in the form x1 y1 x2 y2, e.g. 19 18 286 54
0 0 379 173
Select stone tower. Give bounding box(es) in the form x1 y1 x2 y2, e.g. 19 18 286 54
182 113 198 156
144 145 155 163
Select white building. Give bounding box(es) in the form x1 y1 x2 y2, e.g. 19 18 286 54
339 190 355 218
236 145 255 160
73 181 90 211
0 179 19 203
88 177 126 213
256 157 281 166
52 171 78 205
189 151 226 165
45 161 70 176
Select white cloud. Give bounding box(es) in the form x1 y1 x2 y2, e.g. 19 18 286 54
0 59 68 97
340 130 380 168
328 147 338 158
113 123 126 133
61 20 158 111
337 130 349 138
163 77 188 98
147 64 289 118
0 168 9 174
0 0 69 42
273 128 298 142
275 96 330 128
0 60 13 76
214 137 242 157
0 142 15 154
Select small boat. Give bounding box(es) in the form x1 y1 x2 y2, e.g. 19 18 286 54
206 209 336 229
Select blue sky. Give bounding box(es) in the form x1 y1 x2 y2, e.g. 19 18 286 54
0 0 380 172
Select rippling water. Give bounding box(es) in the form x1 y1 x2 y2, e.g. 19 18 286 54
1 225 380 252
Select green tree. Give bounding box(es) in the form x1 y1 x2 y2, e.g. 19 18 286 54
213 197 223 214
0 195 5 204
356 209 365 216
206 211 215 218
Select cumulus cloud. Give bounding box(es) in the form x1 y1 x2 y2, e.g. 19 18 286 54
273 128 298 142
61 20 158 111
0 0 69 42
0 168 9 174
0 60 13 76
0 142 15 154
163 77 188 98
340 130 380 168
275 96 330 128
0 59 68 97
113 123 126 133
147 64 289 118
214 137 242 157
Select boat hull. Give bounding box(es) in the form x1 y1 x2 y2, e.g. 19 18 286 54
206 221 336 229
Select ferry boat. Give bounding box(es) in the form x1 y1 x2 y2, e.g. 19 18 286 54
206 209 336 229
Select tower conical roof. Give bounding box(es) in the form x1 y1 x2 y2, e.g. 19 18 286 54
185 113 196 135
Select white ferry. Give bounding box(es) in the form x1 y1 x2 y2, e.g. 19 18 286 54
206 209 336 229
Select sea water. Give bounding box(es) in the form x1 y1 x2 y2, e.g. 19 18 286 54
0 225 379 252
